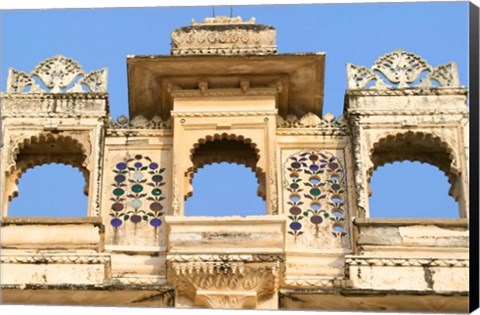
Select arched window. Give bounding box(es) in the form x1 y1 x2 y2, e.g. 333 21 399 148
184 136 266 216
367 132 462 218
185 162 266 216
8 163 88 217
369 161 458 218
4 133 90 216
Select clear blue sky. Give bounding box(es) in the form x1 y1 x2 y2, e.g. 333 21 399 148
1 2 468 218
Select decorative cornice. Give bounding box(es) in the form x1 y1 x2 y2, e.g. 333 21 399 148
1 93 108 118
170 87 279 98
171 110 278 118
284 276 348 288
1 254 111 264
345 257 469 267
106 129 173 137
107 115 171 130
167 254 284 265
346 49 462 90
345 87 468 97
111 275 167 285
276 112 348 136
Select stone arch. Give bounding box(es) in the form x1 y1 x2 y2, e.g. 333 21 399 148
185 133 266 201
367 131 461 202
5 133 90 209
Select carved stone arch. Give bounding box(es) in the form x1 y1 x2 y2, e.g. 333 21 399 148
5 132 91 210
367 131 461 200
7 132 90 176
185 132 266 201
7 161 89 202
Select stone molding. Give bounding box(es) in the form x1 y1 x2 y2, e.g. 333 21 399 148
345 257 469 267
171 110 277 118
170 87 279 98
276 112 348 136
346 49 461 89
6 55 108 93
111 275 167 285
107 115 171 129
345 87 467 96
168 254 284 263
1 254 111 264
284 278 335 288
1 93 108 118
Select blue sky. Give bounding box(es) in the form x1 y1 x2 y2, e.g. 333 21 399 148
1 2 467 218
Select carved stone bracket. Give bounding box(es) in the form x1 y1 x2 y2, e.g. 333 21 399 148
6 55 108 93
168 254 283 309
346 49 461 89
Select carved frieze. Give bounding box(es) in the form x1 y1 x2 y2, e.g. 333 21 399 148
107 115 170 129
1 93 108 118
276 112 348 135
171 16 276 56
345 257 469 268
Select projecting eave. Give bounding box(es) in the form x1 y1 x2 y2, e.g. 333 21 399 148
127 53 326 120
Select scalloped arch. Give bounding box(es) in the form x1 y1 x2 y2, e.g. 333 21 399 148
6 133 90 202
7 132 89 176
8 162 89 202
368 131 459 198
185 133 266 201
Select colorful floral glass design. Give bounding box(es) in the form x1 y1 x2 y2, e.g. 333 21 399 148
110 155 165 228
284 151 347 240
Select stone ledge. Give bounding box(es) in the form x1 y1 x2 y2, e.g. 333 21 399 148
1 283 174 292
279 287 469 296
345 87 468 97
1 216 103 226
165 215 285 224
353 218 468 228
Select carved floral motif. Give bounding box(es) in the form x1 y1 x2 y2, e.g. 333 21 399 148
346 49 460 89
107 115 170 129
110 155 165 228
283 151 348 240
276 112 347 132
169 254 281 309
6 55 107 93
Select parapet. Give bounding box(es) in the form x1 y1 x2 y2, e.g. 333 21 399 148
170 16 276 56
